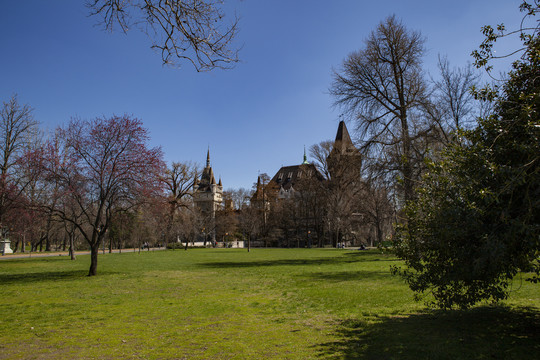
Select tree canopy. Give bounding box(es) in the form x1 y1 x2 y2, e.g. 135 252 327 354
38 115 164 275
393 24 539 308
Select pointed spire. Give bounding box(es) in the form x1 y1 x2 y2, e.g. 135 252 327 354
302 145 309 164
218 177 222 186
210 167 216 185
206 147 211 168
334 120 355 153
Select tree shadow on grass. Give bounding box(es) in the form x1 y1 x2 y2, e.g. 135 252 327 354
200 258 353 269
317 306 540 360
342 250 396 257
199 251 397 270
303 270 392 283
0 270 90 285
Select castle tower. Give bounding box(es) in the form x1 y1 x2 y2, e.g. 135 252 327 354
327 120 361 179
193 149 223 242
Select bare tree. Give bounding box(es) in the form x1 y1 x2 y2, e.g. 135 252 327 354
224 187 252 210
86 0 240 71
0 95 39 237
309 140 333 180
251 173 271 247
162 161 198 248
428 56 482 143
215 205 238 245
357 166 394 247
330 15 431 204
238 204 259 252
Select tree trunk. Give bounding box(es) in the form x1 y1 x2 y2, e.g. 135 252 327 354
375 220 383 247
69 234 76 260
88 243 99 276
400 113 415 205
45 234 51 252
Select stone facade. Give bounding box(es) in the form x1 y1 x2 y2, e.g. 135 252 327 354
193 150 223 242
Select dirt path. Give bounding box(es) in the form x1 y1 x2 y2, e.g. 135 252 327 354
0 247 166 260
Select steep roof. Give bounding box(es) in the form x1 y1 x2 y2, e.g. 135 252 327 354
197 150 218 192
333 120 356 154
270 163 324 191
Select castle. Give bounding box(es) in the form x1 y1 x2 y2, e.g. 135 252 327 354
193 120 365 247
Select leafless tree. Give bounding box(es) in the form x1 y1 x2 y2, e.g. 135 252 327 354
215 205 238 245
0 95 39 236
86 0 240 71
162 161 198 247
309 140 333 180
310 137 365 247
357 166 395 247
224 187 252 210
237 203 259 252
251 173 272 246
428 56 482 143
330 15 431 204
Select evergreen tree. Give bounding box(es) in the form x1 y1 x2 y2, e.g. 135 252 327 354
393 32 539 309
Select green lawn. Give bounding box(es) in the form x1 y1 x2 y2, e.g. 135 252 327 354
0 249 538 359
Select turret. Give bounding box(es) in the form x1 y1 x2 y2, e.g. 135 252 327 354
302 145 309 165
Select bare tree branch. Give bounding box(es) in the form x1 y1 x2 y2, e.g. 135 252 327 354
86 0 240 71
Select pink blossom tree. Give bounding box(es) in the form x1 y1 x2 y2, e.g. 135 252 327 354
39 115 164 275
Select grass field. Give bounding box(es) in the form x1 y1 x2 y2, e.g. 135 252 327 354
0 248 538 359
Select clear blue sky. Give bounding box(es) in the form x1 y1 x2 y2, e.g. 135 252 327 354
0 0 525 190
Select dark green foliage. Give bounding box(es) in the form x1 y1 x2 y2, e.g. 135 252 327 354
393 35 539 309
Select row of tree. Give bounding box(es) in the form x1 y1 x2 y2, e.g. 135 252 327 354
0 108 166 275
2 95 388 278
0 0 243 276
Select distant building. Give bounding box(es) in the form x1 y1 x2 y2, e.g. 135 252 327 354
269 153 324 200
252 148 324 204
249 120 367 248
193 149 223 242
250 148 325 247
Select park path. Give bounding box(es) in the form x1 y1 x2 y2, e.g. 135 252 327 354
0 247 165 260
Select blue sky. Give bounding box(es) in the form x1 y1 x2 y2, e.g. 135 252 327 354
0 0 525 190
